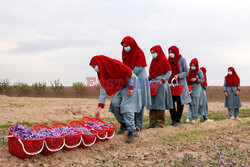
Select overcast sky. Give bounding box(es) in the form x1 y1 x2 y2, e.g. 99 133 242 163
0 0 249 86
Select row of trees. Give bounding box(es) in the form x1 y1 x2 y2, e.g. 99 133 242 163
0 79 90 96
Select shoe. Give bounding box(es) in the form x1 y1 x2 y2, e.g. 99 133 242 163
191 120 199 124
147 125 155 129
155 125 163 128
117 124 127 134
173 122 179 127
186 119 191 123
170 121 175 125
235 117 240 120
136 126 142 131
126 131 139 142
230 117 234 120
204 119 214 122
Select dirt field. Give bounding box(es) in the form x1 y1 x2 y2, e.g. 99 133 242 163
0 88 249 166
0 118 249 167
0 94 250 125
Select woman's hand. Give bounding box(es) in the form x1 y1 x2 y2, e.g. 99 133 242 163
157 80 163 86
95 107 101 118
128 89 133 96
190 78 197 82
235 90 240 96
224 91 228 98
174 75 179 80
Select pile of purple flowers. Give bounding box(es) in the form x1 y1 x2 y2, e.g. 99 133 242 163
85 121 102 130
96 121 112 128
73 126 93 135
34 128 62 138
54 126 78 135
11 125 44 139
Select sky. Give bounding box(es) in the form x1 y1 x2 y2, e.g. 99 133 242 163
0 0 250 86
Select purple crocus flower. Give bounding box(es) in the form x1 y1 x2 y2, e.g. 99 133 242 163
73 126 93 135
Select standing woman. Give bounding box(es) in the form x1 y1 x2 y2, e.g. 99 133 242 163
90 55 142 142
121 36 151 131
198 67 213 122
168 46 191 126
147 45 173 128
186 58 204 124
224 67 241 119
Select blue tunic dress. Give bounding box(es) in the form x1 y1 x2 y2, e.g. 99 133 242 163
189 70 204 120
190 70 204 106
198 86 208 118
133 66 151 107
224 79 241 109
147 71 173 110
176 57 192 105
133 66 151 129
99 73 142 131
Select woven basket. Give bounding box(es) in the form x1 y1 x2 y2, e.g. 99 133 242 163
32 124 65 155
188 85 193 93
7 126 45 158
92 118 117 141
51 123 81 151
68 120 97 148
82 116 108 142
170 78 184 96
150 82 159 96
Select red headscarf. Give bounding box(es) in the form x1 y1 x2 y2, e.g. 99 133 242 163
168 45 182 83
200 67 207 87
121 36 147 69
186 58 199 85
89 55 132 96
225 67 240 87
149 45 171 79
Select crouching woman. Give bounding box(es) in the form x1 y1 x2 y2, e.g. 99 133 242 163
90 55 142 142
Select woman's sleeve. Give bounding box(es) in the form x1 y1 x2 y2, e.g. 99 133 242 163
98 86 107 108
178 58 188 79
203 86 208 90
133 66 143 76
223 79 227 92
161 71 172 83
128 73 137 90
196 70 204 84
237 83 240 91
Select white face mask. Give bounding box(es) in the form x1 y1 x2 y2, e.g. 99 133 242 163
94 66 99 73
228 71 232 75
169 53 175 58
191 66 196 70
152 53 158 59
124 46 131 52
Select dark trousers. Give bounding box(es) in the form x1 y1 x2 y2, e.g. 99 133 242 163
170 96 184 123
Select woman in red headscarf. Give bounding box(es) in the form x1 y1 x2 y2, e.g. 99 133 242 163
168 46 191 127
121 36 151 131
89 55 142 142
146 45 173 128
186 58 204 124
224 67 241 119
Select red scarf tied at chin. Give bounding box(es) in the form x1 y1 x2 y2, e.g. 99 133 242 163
200 67 207 87
168 45 182 83
149 45 171 80
186 58 199 85
121 36 147 69
89 55 132 96
225 67 240 87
